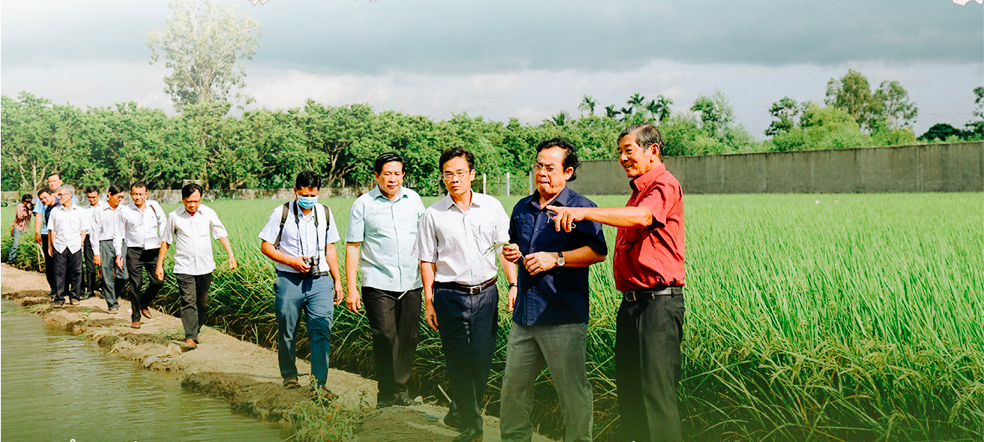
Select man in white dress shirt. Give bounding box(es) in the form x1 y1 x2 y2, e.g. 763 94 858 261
412 147 518 442
114 181 167 329
48 185 89 307
258 171 344 397
81 185 103 300
155 183 237 351
90 184 128 313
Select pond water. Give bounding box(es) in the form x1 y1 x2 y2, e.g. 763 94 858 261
1 299 289 442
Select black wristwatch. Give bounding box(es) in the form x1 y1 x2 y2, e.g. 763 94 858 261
508 282 518 289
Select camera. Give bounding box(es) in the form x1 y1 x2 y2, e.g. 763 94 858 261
302 256 320 277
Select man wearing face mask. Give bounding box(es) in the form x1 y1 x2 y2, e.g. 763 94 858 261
259 171 344 399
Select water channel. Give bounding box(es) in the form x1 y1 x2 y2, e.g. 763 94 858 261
1 299 289 441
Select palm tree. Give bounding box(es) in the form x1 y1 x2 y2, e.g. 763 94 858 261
628 93 646 114
543 110 569 126
578 95 597 116
604 105 619 119
654 95 673 122
619 106 634 121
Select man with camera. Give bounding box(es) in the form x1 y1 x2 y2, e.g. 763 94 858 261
7 194 34 263
259 171 344 398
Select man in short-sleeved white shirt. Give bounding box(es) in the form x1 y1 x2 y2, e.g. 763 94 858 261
48 185 89 307
412 148 517 442
155 183 237 351
258 171 343 397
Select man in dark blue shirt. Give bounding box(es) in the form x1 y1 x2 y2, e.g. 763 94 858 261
500 138 608 442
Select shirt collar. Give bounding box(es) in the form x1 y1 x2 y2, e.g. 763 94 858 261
370 186 407 201
530 185 572 210
437 191 481 212
630 163 666 192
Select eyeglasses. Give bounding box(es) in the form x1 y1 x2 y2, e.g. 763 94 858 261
441 171 471 181
532 163 563 173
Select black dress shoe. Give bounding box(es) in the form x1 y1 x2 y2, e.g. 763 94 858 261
444 413 463 431
452 428 483 442
376 400 394 409
393 396 421 406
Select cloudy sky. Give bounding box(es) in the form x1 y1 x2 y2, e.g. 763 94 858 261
2 0 982 139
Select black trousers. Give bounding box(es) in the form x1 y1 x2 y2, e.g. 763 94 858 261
176 273 213 342
126 247 163 323
363 286 422 402
52 248 83 303
41 234 55 294
432 283 499 433
615 294 686 442
82 239 101 296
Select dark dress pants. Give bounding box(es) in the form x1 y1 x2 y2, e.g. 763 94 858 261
363 286 422 402
126 247 163 323
433 283 499 433
41 234 56 295
176 273 213 342
615 294 686 442
82 239 101 296
52 248 82 303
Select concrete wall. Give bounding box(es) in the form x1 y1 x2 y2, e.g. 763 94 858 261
568 142 984 195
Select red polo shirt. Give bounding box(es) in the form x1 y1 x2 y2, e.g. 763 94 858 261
613 163 685 292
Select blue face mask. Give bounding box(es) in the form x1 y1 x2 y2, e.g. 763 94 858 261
297 195 318 209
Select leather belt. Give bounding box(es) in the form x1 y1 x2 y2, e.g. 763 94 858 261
622 286 683 301
435 277 497 295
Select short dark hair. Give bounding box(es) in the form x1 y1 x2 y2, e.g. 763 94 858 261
181 183 204 199
38 187 53 196
535 137 580 182
295 171 322 190
618 123 665 160
48 173 61 180
21 194 33 203
439 147 475 172
374 152 406 174
85 185 100 194
107 184 124 196
131 181 148 191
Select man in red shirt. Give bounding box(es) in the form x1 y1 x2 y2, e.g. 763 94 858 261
548 123 685 442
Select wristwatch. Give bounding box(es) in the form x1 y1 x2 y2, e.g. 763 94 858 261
508 282 518 289
557 251 565 267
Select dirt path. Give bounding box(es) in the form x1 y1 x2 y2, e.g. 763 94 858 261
0 264 551 441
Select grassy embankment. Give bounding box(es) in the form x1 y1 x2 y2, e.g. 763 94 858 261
4 193 982 441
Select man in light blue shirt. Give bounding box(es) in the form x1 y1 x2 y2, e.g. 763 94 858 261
345 152 426 409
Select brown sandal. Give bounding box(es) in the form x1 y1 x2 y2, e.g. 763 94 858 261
283 378 300 389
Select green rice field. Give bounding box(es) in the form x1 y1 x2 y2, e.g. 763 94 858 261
4 192 982 441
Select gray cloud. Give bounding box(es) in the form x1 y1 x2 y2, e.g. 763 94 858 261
3 0 981 73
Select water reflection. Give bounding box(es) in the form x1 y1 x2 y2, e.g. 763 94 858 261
1 299 289 441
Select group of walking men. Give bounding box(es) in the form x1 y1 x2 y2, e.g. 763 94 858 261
17 122 684 442
263 122 685 442
27 174 236 352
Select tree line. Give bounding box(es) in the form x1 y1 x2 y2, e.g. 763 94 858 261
2 75 981 195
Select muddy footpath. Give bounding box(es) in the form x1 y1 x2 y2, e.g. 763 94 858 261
1 264 551 441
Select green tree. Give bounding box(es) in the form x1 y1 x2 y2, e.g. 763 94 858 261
690 89 735 139
543 111 569 127
147 0 262 112
825 69 877 130
627 93 646 115
873 80 918 130
765 97 800 137
604 105 619 119
652 95 673 122
578 95 597 116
